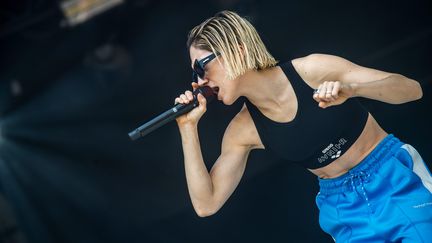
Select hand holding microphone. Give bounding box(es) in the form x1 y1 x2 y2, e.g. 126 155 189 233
174 82 209 126
128 82 215 140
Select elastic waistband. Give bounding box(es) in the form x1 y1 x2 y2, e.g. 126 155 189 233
318 134 403 195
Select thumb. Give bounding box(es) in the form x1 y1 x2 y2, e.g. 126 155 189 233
319 101 330 109
197 93 207 109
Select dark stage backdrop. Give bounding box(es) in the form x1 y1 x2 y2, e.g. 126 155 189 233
0 0 431 242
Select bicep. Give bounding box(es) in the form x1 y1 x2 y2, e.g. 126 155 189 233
300 53 394 85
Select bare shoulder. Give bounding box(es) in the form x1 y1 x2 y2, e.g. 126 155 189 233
223 103 264 150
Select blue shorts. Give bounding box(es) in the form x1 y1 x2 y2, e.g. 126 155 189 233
316 134 432 242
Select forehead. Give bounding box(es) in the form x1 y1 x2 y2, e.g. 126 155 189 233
189 46 212 66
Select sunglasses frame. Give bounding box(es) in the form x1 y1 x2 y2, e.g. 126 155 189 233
192 53 218 82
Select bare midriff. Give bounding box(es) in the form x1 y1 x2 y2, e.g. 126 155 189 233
308 113 388 179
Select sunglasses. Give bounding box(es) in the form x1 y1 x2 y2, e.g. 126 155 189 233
192 53 218 82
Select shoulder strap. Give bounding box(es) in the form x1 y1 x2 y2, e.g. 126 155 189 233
279 61 314 97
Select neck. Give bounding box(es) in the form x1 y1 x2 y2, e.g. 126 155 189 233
238 67 290 112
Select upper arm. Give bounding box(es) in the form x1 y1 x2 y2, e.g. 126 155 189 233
207 104 263 212
293 53 394 87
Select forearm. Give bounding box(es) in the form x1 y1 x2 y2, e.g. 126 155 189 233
178 124 215 212
351 74 423 104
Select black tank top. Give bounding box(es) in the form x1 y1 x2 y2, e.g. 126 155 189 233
244 61 369 169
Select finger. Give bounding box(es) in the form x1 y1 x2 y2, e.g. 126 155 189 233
313 93 319 102
319 82 334 102
185 90 193 100
325 82 334 100
332 81 340 98
318 83 328 100
180 94 189 104
319 100 330 109
174 97 181 105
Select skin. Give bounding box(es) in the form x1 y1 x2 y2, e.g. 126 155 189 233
175 45 423 217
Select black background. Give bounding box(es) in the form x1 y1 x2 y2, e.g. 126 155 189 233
0 0 431 242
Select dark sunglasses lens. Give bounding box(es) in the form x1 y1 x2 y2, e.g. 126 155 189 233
192 72 198 82
194 61 205 79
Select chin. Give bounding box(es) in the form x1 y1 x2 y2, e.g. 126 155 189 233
224 100 236 105
221 95 237 106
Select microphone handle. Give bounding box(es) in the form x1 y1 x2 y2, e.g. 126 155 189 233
128 100 198 140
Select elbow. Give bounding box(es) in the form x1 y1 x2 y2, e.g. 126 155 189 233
194 204 219 218
195 207 218 218
413 81 423 101
400 75 423 102
196 210 215 218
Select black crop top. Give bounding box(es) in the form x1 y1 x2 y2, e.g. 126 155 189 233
244 61 369 169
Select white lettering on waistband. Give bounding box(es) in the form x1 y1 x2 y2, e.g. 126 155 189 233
318 138 347 164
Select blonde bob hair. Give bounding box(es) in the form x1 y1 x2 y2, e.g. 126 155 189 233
187 10 278 80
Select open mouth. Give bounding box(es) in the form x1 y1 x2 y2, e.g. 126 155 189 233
212 86 220 94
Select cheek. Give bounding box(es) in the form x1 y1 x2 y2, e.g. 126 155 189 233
210 67 224 79
212 60 227 78
222 78 236 91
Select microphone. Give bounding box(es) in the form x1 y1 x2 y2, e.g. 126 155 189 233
128 86 215 140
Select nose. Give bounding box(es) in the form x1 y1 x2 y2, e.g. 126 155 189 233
197 77 208 86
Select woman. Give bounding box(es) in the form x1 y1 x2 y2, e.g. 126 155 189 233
174 10 432 242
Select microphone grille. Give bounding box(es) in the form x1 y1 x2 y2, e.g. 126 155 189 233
194 86 215 102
